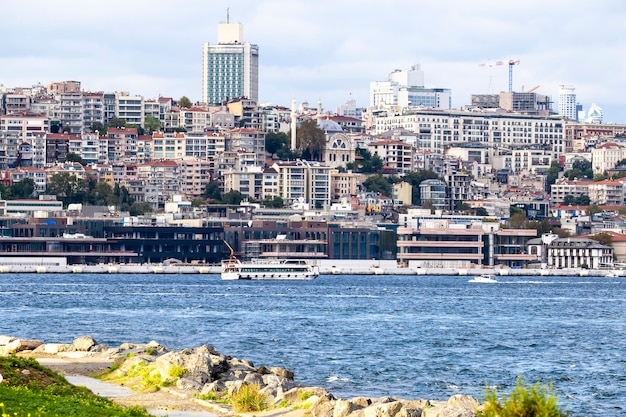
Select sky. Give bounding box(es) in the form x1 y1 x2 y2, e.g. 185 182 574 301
2 1 626 123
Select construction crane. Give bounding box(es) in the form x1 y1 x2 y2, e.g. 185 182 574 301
479 59 520 93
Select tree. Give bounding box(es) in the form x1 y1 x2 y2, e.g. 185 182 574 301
296 119 326 161
475 207 489 216
108 117 127 129
129 202 153 216
263 195 285 208
575 194 590 206
178 96 192 109
589 232 613 247
205 182 222 201
10 178 35 199
191 198 206 208
546 160 561 190
265 132 289 158
89 182 113 206
563 195 576 206
89 122 106 135
222 190 243 205
46 173 89 205
363 174 393 197
508 212 527 229
65 152 85 165
144 115 161 134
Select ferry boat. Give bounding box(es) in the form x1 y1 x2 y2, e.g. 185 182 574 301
221 240 318 281
221 258 319 280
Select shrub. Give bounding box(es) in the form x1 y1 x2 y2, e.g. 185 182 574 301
230 383 269 412
168 365 188 379
479 375 568 417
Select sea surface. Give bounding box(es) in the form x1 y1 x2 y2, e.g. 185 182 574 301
1 273 624 416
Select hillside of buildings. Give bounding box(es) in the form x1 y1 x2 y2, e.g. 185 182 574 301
2 80 626 270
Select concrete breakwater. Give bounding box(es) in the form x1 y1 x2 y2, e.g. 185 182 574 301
1 335 483 417
0 261 621 277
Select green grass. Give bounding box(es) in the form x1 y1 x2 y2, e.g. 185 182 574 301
0 355 151 417
478 375 569 417
230 383 270 412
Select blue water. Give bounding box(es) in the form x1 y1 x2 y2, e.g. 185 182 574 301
1 274 624 416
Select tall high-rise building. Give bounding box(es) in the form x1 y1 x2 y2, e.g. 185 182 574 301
558 85 577 120
202 21 259 105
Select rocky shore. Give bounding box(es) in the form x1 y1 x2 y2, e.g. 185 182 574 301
1 335 482 417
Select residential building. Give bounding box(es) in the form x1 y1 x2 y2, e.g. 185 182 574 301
180 107 211 133
550 178 592 205
419 179 447 209
136 160 179 209
82 92 105 132
592 142 626 174
107 127 138 163
225 128 265 167
115 92 143 126
588 180 625 205
367 139 414 175
176 158 212 199
272 160 332 209
201 21 259 105
152 132 185 160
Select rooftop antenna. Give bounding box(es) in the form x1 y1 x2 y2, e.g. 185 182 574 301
226 7 230 23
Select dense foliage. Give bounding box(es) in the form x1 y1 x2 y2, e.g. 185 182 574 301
479 376 568 417
0 355 150 417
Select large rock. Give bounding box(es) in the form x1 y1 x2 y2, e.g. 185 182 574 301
73 335 97 351
421 404 476 417
446 395 480 411
362 400 404 417
334 398 364 417
311 392 337 417
1 338 43 354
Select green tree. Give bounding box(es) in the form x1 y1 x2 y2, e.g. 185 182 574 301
205 182 222 201
191 198 206 208
89 122 106 135
65 152 85 165
89 182 113 206
46 173 88 205
508 212 527 229
129 202 153 216
108 117 127 129
222 190 243 205
265 132 288 158
296 119 326 161
178 96 192 109
587 204 602 215
10 178 35 199
575 194 590 205
363 174 393 197
262 195 285 208
546 160 561 190
144 115 161 134
594 173 607 181
562 195 576 206
510 205 524 216
475 207 489 216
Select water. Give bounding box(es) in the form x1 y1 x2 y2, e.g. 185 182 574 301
1 273 624 416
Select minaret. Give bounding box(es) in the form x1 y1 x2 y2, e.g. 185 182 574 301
317 98 323 120
291 97 297 151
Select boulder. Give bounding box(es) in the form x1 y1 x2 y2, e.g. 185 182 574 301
243 372 264 386
362 400 403 417
177 376 204 391
334 398 364 417
269 366 295 379
73 335 97 352
1 338 43 354
421 404 476 417
311 393 337 417
0 335 16 346
201 379 227 396
280 386 332 403
446 395 480 411
37 343 75 354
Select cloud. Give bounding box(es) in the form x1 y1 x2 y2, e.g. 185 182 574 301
1 0 626 122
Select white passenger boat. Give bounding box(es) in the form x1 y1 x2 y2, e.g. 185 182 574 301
221 240 318 280
221 258 319 280
468 274 498 283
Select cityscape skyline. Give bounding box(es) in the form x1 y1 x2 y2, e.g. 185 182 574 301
1 1 625 122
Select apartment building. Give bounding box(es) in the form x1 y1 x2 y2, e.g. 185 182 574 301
373 109 565 159
272 160 332 209
107 128 138 163
176 158 212 199
115 92 143 125
0 112 50 169
180 107 211 133
591 142 626 174
588 179 625 205
136 160 179 209
550 178 592 205
222 165 264 201
82 93 104 132
225 128 265 167
151 132 185 160
367 139 414 175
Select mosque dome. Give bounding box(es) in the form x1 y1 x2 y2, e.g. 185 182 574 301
317 119 343 133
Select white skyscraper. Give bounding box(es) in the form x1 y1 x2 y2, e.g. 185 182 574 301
558 85 577 120
202 21 259 105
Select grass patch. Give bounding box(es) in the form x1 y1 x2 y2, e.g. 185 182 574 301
102 359 164 392
0 355 151 417
168 364 188 379
478 375 568 417
230 383 270 412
